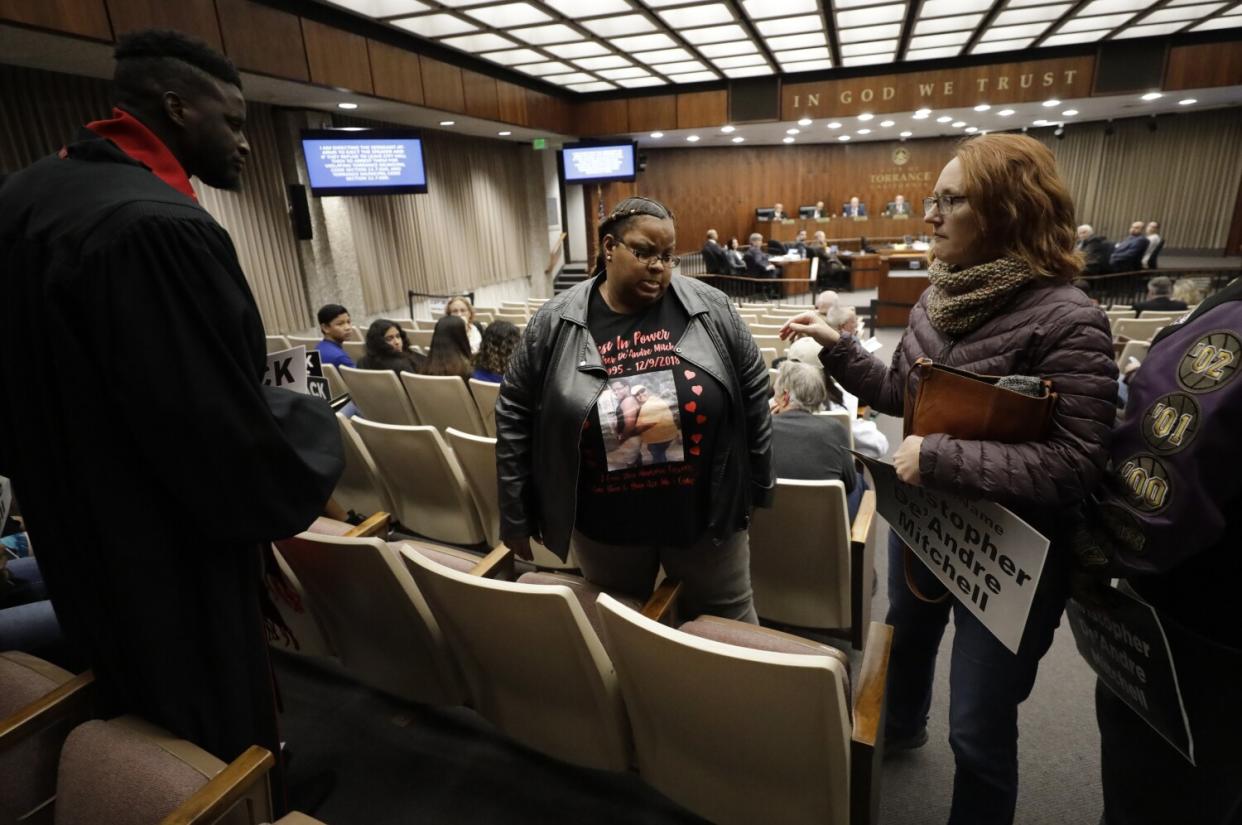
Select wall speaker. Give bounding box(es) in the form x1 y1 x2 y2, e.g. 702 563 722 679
1093 40 1165 95
288 183 313 241
730 76 780 123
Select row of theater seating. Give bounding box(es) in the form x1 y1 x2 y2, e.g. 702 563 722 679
268 509 892 825
0 651 321 824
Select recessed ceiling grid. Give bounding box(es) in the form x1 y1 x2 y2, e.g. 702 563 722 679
318 0 1242 93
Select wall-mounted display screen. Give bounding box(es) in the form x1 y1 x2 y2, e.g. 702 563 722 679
560 141 637 184
301 128 428 196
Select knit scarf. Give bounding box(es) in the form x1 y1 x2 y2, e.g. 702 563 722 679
925 256 1035 337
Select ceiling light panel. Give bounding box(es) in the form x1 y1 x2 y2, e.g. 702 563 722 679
1041 30 1110 44
841 38 898 56
681 24 749 44
440 32 517 51
632 47 695 63
698 40 759 57
913 13 984 33
515 60 574 75
766 32 828 50
543 0 632 16
597 66 654 78
617 76 665 87
391 13 477 36
581 14 657 36
463 2 550 26
908 30 971 48
712 54 768 68
664 71 718 82
1058 13 1134 31
839 23 901 41
756 14 825 35
782 59 834 72
574 55 634 69
551 41 611 57
655 60 708 73
569 81 616 91
842 52 895 66
993 4 1072 25
508 23 581 44
905 45 963 59
327 0 430 17
742 0 819 18
1113 21 1193 36
611 33 677 51
920 0 992 16
544 72 597 83
723 65 774 77
479 48 546 64
660 3 734 27
435 0 498 6
979 22 1051 40
773 46 831 62
1193 15 1242 29
971 37 1034 52
837 3 907 27
1142 3 1225 23
1076 0 1151 14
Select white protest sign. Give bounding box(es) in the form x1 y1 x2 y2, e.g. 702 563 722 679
0 475 11 529
856 453 1050 654
263 346 309 394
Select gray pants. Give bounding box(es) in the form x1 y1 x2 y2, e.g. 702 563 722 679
571 529 758 624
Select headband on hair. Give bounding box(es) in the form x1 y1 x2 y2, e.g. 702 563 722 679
602 196 675 226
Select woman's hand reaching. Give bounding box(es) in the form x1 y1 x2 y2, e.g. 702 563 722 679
779 311 842 347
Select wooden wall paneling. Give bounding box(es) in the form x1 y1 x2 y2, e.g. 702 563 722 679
215 0 309 82
367 39 424 105
495 80 529 127
1164 41 1242 91
0 0 111 39
105 0 222 49
627 94 676 133
420 56 465 114
301 18 373 94
1228 172 1242 257
577 99 629 136
676 90 727 129
527 89 572 134
461 69 500 121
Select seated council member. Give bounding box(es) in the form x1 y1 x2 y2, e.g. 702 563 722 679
772 202 787 221
317 303 355 368
843 196 867 218
701 228 729 274
1141 220 1162 269
496 196 774 622
812 200 827 219
886 194 912 217
782 134 1117 824
1109 221 1149 273
724 237 747 275
1076 225 1113 275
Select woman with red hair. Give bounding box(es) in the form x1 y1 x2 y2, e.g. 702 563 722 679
785 134 1118 824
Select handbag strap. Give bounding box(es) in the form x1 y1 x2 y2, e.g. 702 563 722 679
902 546 951 604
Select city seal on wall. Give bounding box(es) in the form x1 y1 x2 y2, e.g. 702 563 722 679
892 147 911 166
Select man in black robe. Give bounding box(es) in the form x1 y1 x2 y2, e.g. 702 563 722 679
0 28 342 782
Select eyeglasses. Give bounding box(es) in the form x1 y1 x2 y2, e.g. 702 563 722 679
923 194 969 215
616 242 680 268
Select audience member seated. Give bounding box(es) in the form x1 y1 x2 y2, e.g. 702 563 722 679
357 319 425 374
772 202 787 221
885 194 912 217
825 304 862 338
701 229 728 274
1076 224 1113 275
424 315 474 380
445 295 484 353
744 233 778 278
1109 221 1150 273
1172 278 1203 306
791 229 809 258
769 361 862 521
316 303 355 368
842 197 867 218
723 237 747 275
1132 275 1187 316
1142 220 1163 269
0 554 73 668
471 320 520 384
787 337 889 460
814 289 839 320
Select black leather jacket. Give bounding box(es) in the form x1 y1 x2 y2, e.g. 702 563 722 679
496 274 774 560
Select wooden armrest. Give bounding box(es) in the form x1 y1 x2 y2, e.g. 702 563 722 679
470 544 515 580
850 621 892 825
159 745 274 825
0 670 95 746
641 578 681 623
850 489 876 548
345 511 390 538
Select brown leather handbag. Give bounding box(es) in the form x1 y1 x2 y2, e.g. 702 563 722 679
899 357 1058 602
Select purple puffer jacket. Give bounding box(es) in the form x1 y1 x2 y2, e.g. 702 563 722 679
821 279 1118 517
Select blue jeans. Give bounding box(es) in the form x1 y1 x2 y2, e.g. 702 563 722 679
884 531 1070 825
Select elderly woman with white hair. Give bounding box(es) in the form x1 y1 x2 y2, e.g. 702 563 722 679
786 337 890 459
770 360 864 520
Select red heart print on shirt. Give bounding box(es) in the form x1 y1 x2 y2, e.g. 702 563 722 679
696 414 707 425
685 401 697 413
691 434 703 444
691 385 703 396
684 369 696 380
689 446 701 456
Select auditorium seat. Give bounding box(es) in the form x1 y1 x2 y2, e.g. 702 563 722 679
285 335 319 352
338 367 420 426
331 413 396 518
409 330 435 349
493 311 527 324
52 715 275 825
342 340 366 362
264 335 291 353
413 319 437 331
467 378 500 437
401 546 645 771
1112 317 1168 341
1134 309 1184 321
749 482 877 650
349 419 485 545
473 312 495 325
0 653 94 822
597 596 892 825
814 410 855 450
321 362 346 400
1116 339 1151 369
274 532 467 704
394 318 417 332
760 347 778 369
399 373 487 436
753 334 787 358
444 428 575 570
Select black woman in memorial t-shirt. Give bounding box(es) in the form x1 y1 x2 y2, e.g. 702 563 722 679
496 197 774 622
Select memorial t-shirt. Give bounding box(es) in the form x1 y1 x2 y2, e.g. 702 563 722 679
575 282 727 547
